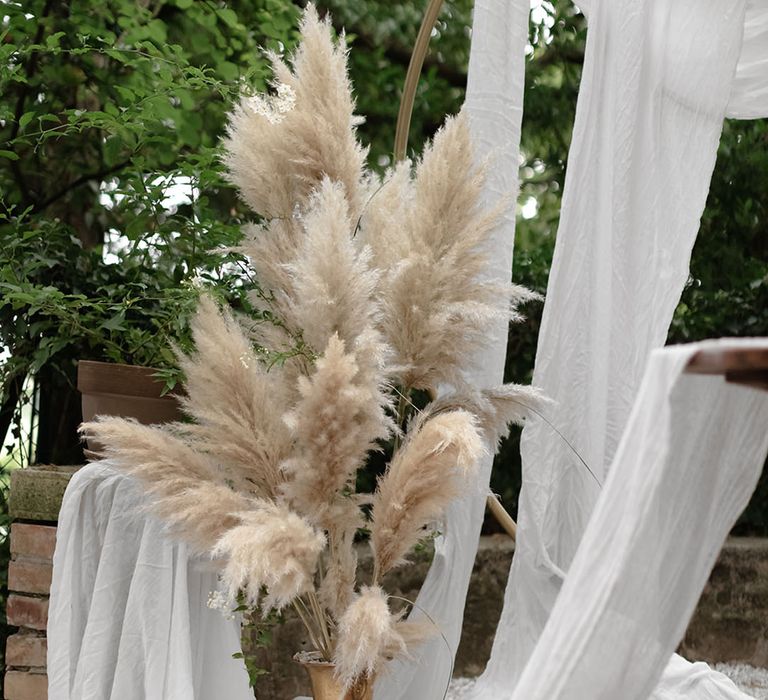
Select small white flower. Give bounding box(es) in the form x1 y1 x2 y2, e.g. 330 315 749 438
245 83 296 124
207 589 236 620
273 83 296 115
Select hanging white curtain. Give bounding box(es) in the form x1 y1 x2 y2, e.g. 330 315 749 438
376 1 529 697
509 340 768 700
726 0 768 120
473 0 753 696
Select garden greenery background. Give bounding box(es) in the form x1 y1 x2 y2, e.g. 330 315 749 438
0 0 766 683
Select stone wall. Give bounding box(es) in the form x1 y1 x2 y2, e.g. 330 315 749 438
251 535 768 698
681 538 768 667
5 466 768 699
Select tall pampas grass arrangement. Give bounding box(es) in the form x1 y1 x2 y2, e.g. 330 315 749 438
81 5 547 693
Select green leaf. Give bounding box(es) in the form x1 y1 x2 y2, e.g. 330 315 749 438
46 31 66 50
217 61 238 82
103 135 124 166
101 311 126 331
146 19 168 44
0 150 19 160
218 8 240 28
18 111 35 131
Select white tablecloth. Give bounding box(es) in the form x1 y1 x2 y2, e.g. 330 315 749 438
48 461 253 700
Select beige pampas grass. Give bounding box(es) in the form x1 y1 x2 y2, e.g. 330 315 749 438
177 296 293 498
362 114 538 390
223 4 367 220
333 586 406 689
281 333 391 530
416 384 552 449
284 179 381 354
212 502 326 612
318 525 358 620
88 4 547 686
79 417 249 553
370 410 485 579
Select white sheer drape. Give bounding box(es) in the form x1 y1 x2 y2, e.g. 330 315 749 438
376 1 529 697
509 340 768 700
726 0 768 120
48 462 251 700
473 0 754 697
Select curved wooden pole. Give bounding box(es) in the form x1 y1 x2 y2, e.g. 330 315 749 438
487 494 517 540
393 0 446 162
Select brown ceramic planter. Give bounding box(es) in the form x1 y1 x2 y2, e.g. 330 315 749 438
77 360 182 455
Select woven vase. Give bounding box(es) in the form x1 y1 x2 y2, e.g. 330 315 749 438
295 652 374 700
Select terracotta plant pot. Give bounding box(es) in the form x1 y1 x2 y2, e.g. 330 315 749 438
77 360 183 456
295 652 374 700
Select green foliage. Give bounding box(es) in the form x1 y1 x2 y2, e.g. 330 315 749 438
235 592 283 689
0 1 300 682
0 0 304 466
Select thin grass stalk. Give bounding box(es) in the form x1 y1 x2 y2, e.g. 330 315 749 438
391 387 411 453
393 0 446 161
293 597 330 659
308 589 333 654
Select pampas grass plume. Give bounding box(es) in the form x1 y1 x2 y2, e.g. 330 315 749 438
212 502 326 612
79 417 249 553
333 585 405 689
178 296 293 499
370 410 485 579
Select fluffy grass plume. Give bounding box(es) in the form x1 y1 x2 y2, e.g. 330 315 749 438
417 384 552 449
281 333 391 530
177 296 293 499
284 179 381 354
223 4 367 220
212 502 326 612
80 417 249 553
362 114 537 390
333 586 406 690
370 410 485 579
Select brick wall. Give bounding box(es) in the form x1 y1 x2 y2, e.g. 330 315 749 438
5 523 55 700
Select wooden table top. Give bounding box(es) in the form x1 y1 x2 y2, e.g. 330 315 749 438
686 347 768 391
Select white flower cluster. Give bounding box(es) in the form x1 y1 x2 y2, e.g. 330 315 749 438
206 588 236 620
246 83 296 124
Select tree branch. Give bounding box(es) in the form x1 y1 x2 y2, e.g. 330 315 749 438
31 158 132 215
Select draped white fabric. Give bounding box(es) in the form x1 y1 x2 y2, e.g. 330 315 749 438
48 462 252 700
726 0 768 120
474 0 753 697
509 339 768 700
376 2 529 697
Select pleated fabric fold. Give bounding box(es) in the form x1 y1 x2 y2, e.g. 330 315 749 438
509 339 768 700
